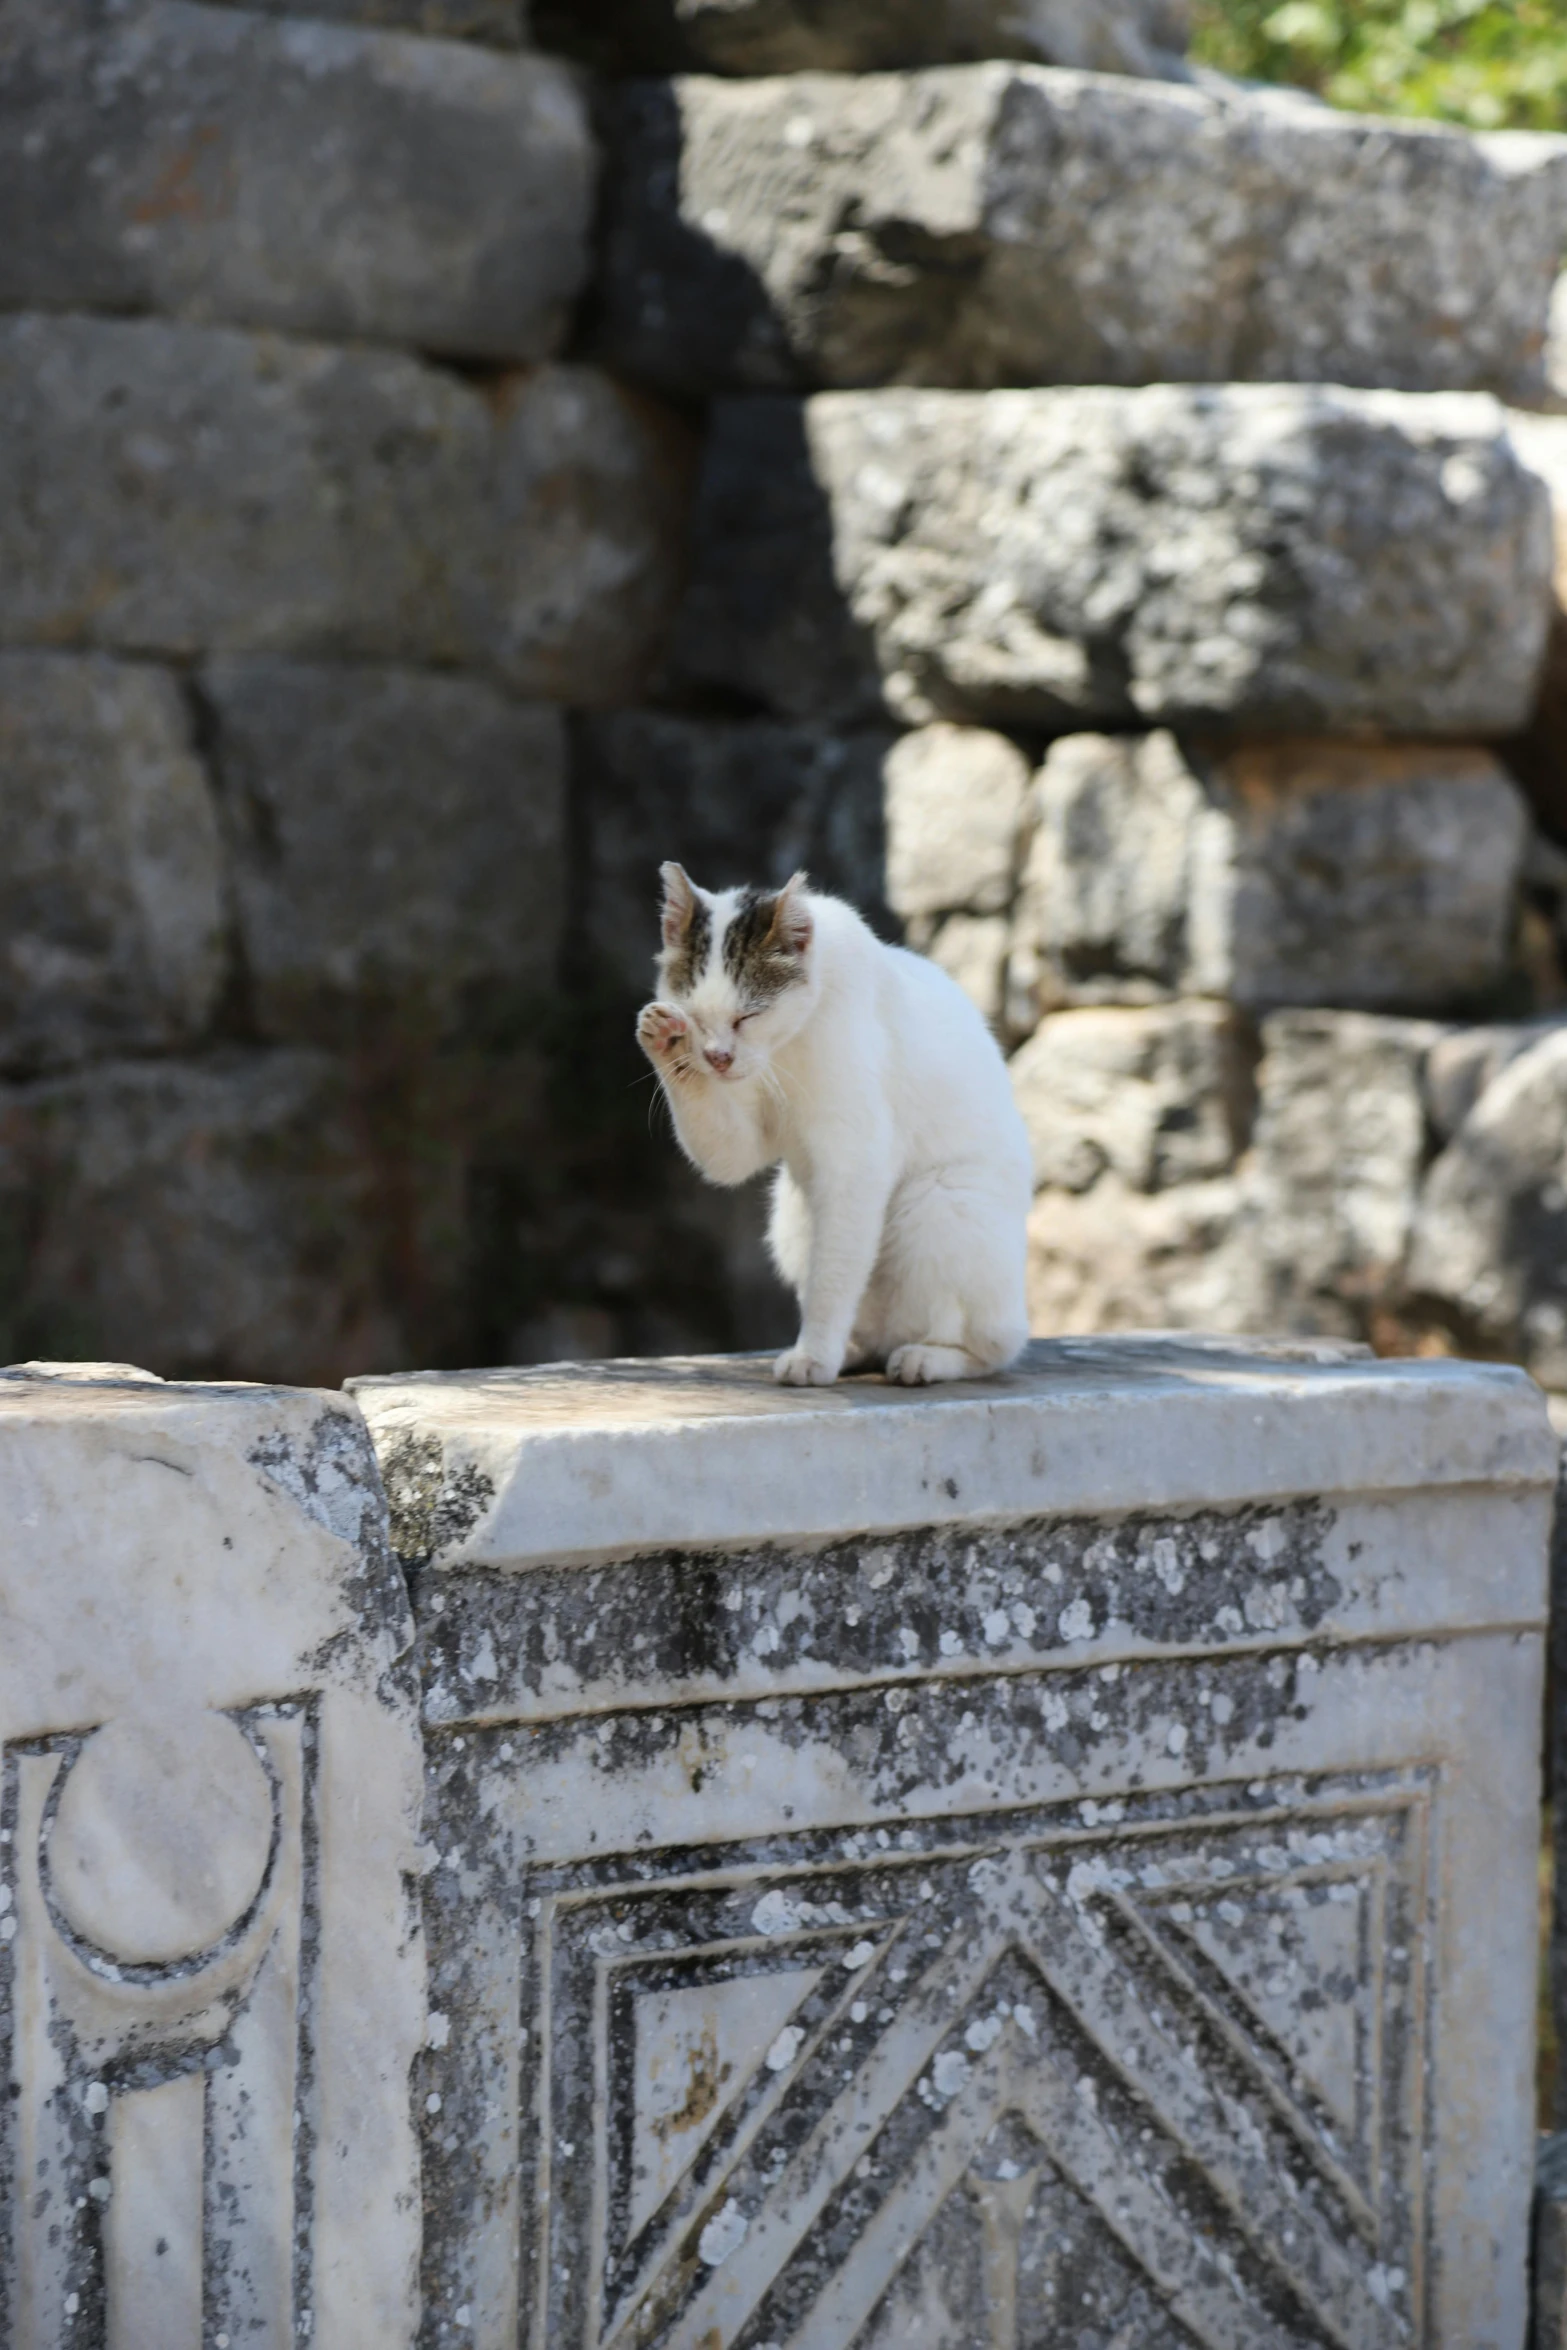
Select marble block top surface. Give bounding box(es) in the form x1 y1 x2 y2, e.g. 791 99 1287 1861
350 1334 1557 1573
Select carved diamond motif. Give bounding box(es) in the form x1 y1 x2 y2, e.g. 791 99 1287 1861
423 1764 1430 2349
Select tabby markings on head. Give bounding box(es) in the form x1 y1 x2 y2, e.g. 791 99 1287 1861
667 895 712 995
723 886 805 1003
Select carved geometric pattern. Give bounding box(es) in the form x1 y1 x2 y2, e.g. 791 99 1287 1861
0 1700 318 2348
423 1766 1431 2350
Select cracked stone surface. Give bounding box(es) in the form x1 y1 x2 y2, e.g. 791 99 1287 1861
0 0 585 354
204 660 567 1040
0 1050 399 1384
0 1365 423 2348
353 1337 1553 2348
0 317 694 705
600 66 1567 400
671 384 1553 734
0 650 225 1078
1006 732 1529 1023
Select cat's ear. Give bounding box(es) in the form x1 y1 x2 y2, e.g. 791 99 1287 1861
767 871 813 956
659 861 699 950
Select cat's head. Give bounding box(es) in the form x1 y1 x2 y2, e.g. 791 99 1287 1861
655 863 816 1081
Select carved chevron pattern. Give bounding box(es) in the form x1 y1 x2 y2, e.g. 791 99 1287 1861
524 1778 1429 2350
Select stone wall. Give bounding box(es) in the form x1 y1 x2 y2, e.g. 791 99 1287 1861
0 0 700 1379
6 0 1567 1387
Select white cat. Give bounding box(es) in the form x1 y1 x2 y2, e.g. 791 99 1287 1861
637 864 1032 1386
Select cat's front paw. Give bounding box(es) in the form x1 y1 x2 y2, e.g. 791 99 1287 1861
637 1000 693 1078
774 1344 842 1387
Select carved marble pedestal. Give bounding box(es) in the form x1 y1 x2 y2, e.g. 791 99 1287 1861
0 1364 424 2350
354 1337 1557 2350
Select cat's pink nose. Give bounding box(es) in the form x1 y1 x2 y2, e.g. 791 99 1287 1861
706 1046 735 1074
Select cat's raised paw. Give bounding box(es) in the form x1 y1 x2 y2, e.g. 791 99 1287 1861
637 1001 691 1070
887 1343 974 1386
774 1346 840 1387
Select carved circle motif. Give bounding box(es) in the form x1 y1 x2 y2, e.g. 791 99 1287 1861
48 1712 273 1965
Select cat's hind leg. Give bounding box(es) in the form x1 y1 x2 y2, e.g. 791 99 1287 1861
886 1342 978 1385
878 1170 1029 1386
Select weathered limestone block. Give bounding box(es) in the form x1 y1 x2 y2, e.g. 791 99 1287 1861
1009 1000 1250 1194
538 0 1188 74
0 1051 403 1383
488 365 698 705
0 651 224 1074
884 723 1030 923
1014 1000 1255 1329
1026 1171 1248 1332
1007 731 1194 1019
1017 1008 1567 1357
1009 731 1529 1023
601 67 1567 400
672 386 1553 733
0 1 586 355
1241 1009 1442 1341
1184 739 1528 1013
0 317 693 703
204 660 566 1038
352 1341 1554 2347
884 717 1027 1009
576 712 895 993
1018 1007 1456 1349
922 910 1013 1025
1408 1020 1567 1386
1424 1017 1553 1141
0 1364 423 2345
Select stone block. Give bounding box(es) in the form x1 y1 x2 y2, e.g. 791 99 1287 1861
601 67 1567 401
671 385 1552 733
0 1052 407 1384
883 723 1030 924
1408 1019 1567 1387
1009 1000 1250 1194
0 1364 423 2344
1025 1171 1249 1333
1007 730 1197 1020
1191 738 1529 1014
352 1340 1554 2347
1016 1008 1567 1358
576 712 895 994
0 317 692 703
1009 731 1529 1022
921 910 1012 1025
1014 999 1256 1334
1 1 587 356
1242 1009 1443 1341
203 660 566 1038
0 651 224 1074
486 366 699 706
1424 1018 1552 1141
537 0 1188 74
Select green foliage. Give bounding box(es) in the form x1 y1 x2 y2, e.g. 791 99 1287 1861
1189 0 1567 132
